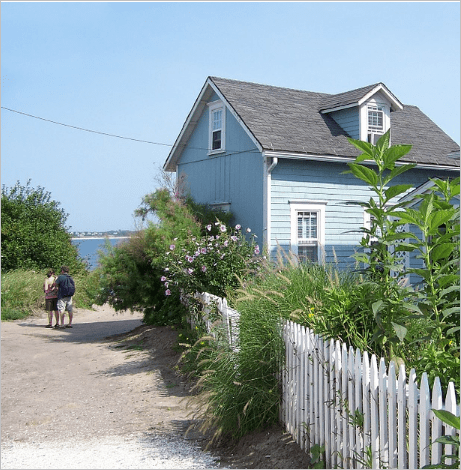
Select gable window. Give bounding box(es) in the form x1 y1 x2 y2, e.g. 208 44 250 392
290 202 326 263
367 105 385 144
208 101 226 154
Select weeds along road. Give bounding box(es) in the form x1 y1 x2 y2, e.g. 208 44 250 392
0 305 220 469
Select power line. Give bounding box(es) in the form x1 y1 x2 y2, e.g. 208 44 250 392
1 106 173 147
1 105 260 158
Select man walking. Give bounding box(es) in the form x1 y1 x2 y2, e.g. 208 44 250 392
55 266 76 328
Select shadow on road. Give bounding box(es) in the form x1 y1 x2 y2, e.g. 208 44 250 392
15 318 144 344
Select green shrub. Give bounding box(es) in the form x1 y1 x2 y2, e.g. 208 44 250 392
161 222 261 300
96 188 243 326
1 180 86 274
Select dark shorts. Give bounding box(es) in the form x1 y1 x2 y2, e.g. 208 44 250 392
45 298 58 311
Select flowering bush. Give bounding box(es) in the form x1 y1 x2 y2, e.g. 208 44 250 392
161 222 262 298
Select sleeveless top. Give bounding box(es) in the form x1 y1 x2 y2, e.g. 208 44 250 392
44 277 58 300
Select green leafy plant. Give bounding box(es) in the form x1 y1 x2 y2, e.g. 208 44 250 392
343 130 420 361
309 444 326 469
394 178 460 391
423 409 460 469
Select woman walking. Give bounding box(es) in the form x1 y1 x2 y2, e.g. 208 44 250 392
44 269 59 328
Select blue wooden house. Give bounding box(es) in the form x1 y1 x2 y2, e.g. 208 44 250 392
163 77 459 269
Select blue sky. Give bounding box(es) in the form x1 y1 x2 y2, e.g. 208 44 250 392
2 2 459 232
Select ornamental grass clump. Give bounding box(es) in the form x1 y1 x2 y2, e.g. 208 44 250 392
183 286 284 445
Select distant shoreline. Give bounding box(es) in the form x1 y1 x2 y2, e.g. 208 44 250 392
71 236 131 241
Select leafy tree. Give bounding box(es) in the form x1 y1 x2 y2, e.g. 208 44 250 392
1 180 85 273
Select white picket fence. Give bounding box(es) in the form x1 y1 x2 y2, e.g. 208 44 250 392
283 320 460 469
188 292 460 469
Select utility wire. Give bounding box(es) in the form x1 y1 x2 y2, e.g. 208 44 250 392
1 106 260 158
1 106 172 147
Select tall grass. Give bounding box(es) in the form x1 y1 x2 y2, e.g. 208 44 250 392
182 294 284 445
1 270 45 320
1 269 101 321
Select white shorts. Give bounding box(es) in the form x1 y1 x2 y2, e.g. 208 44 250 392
57 296 73 314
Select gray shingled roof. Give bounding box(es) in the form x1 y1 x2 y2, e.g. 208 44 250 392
209 76 460 168
318 83 383 111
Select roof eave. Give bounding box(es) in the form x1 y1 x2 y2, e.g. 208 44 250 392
358 83 404 111
163 77 263 172
163 78 215 172
263 150 460 170
320 83 404 114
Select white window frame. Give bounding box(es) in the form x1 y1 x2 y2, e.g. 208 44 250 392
367 104 385 144
290 201 326 264
208 101 226 155
360 98 391 144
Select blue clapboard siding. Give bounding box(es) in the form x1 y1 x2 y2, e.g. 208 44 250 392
177 95 264 238
269 158 456 270
330 107 360 139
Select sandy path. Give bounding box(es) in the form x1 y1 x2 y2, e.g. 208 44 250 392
1 304 219 468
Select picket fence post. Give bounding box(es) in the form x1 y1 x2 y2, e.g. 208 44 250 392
431 377 443 465
387 361 397 468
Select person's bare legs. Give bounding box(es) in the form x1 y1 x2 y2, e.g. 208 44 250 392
54 310 60 327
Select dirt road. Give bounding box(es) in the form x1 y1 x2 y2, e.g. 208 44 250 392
0 305 219 468
1 304 312 469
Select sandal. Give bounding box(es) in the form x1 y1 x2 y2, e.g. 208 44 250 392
54 324 60 328
66 325 73 328
46 324 53 328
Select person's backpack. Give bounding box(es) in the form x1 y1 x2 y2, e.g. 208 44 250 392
59 274 76 297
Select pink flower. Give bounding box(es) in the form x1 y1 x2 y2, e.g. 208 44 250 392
206 224 212 231
201 266 207 272
231 236 238 242
224 240 229 247
161 276 167 282
169 244 175 251
246 228 251 233
235 224 241 230
220 225 226 232
187 268 194 274
201 247 207 254
165 282 169 288
165 289 171 296
254 245 260 255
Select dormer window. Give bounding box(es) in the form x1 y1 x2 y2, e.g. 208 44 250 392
208 101 226 154
367 104 385 144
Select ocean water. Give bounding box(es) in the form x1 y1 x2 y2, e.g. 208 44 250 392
71 237 130 271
